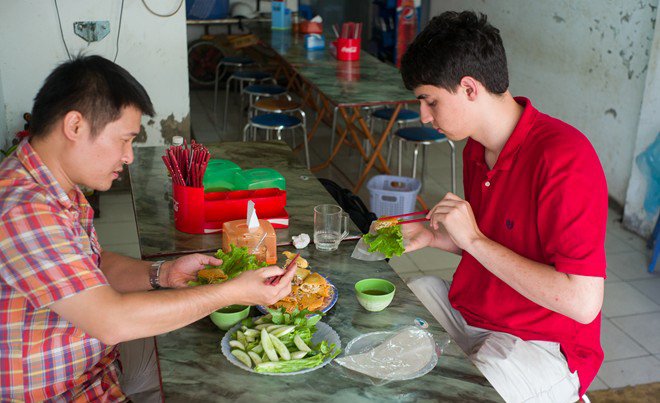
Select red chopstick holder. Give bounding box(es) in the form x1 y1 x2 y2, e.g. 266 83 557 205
267 253 299 286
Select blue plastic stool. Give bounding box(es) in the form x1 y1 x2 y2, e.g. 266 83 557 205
218 71 276 131
243 112 310 169
370 107 421 168
395 126 456 193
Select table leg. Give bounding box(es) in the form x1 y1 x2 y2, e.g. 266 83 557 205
312 106 360 172
352 104 402 192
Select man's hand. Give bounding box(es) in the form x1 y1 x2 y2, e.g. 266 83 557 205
222 265 296 306
160 254 223 288
427 192 484 252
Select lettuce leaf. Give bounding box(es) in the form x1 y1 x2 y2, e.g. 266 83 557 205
188 244 267 286
362 225 405 258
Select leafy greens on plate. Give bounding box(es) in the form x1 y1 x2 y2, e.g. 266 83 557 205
226 307 341 374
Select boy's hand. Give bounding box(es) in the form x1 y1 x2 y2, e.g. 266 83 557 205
427 192 483 251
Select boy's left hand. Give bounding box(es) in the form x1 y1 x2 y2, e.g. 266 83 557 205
427 192 484 251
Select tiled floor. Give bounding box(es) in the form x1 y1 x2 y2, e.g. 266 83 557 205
96 87 660 394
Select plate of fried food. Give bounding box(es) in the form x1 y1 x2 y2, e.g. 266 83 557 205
257 251 338 314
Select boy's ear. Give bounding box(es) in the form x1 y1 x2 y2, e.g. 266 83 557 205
459 76 479 100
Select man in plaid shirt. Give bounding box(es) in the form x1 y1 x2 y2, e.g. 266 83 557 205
0 56 296 402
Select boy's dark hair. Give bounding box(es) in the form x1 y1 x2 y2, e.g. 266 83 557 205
401 11 509 94
30 55 155 138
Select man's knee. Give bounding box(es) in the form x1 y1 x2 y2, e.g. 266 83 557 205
408 275 450 299
118 337 161 403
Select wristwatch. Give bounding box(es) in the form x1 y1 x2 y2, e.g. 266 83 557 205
149 260 166 290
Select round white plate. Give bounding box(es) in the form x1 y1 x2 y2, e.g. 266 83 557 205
221 319 341 375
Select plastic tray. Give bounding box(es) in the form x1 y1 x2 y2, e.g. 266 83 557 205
173 185 288 234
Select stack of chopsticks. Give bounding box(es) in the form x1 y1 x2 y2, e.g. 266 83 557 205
161 139 211 188
332 22 363 39
379 210 429 225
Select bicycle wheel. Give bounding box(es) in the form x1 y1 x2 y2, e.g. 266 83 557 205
187 39 225 87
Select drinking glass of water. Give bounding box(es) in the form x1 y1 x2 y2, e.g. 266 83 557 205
314 204 349 251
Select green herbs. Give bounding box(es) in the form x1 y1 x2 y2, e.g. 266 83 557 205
228 307 341 373
189 244 267 286
362 225 405 258
214 244 267 279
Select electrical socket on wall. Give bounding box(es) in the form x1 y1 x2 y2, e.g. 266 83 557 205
73 21 110 43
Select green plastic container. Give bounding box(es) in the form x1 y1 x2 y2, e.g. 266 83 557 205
203 159 241 192
202 160 286 192
235 168 286 190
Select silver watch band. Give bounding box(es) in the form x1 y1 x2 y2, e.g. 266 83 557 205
149 260 165 290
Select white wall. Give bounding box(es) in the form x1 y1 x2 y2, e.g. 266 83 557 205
428 0 659 236
624 12 660 238
0 0 190 148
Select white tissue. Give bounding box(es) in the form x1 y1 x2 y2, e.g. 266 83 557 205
247 200 259 229
311 15 323 23
292 233 310 249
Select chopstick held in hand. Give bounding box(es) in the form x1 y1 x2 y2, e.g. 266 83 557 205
266 253 299 286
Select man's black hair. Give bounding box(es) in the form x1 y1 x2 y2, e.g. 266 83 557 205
401 11 509 94
30 55 155 138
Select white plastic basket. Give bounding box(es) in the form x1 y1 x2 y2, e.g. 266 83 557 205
367 175 421 217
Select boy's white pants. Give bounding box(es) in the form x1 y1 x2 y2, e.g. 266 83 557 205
408 276 581 403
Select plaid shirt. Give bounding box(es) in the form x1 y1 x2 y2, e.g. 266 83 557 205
0 140 125 402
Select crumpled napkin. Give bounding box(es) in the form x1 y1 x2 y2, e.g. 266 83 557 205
292 233 310 249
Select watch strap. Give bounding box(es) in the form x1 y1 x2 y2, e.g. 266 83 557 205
149 260 165 290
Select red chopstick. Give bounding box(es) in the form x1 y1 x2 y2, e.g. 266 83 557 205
267 253 299 286
397 217 429 225
380 210 429 220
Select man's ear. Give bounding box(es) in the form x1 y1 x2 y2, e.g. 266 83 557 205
61 111 87 141
459 76 480 101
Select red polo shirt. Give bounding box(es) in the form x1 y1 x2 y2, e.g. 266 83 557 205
449 97 607 396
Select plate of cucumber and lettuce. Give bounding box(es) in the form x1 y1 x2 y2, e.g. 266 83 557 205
221 308 341 375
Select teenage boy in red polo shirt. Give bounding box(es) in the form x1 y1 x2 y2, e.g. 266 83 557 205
398 11 607 402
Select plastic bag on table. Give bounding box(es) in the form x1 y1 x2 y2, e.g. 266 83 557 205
351 237 386 261
331 325 450 386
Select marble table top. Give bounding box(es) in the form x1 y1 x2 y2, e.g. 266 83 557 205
128 141 362 259
258 28 417 107
156 242 501 402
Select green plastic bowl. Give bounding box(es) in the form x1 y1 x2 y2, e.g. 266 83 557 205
209 305 251 331
355 279 396 312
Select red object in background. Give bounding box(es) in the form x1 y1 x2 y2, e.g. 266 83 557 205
172 185 289 234
300 21 322 34
332 38 361 61
396 0 417 67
